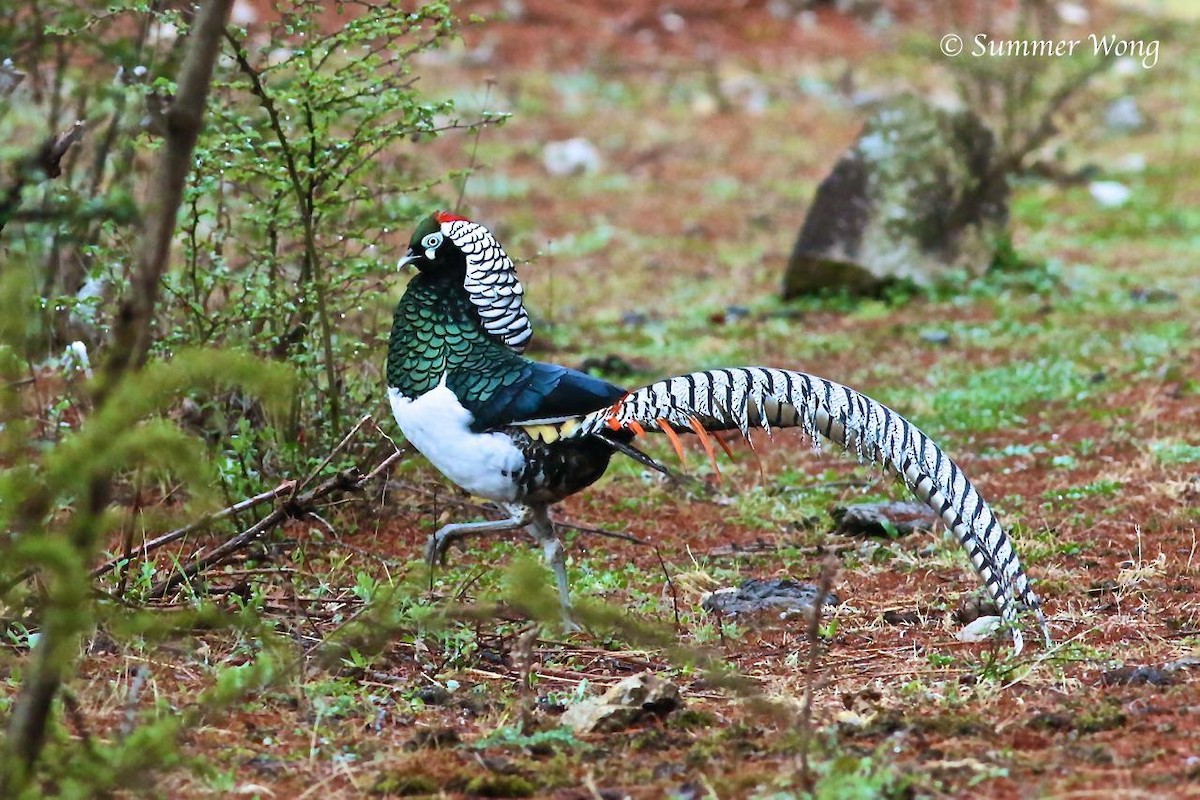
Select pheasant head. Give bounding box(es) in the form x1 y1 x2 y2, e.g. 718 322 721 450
398 211 533 354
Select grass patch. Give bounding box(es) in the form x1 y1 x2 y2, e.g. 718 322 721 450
1151 441 1200 465
903 358 1094 433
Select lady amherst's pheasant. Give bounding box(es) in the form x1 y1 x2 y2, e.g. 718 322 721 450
387 211 1050 653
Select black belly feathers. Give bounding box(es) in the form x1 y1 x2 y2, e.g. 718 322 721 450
504 427 616 505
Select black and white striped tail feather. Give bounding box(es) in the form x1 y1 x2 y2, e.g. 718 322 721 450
573 366 1049 654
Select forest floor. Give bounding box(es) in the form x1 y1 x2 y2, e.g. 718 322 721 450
72 1 1200 797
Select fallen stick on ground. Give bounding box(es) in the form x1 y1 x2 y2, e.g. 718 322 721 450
91 481 298 579
146 449 404 600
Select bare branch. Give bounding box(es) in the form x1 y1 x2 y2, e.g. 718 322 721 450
98 0 236 392
551 517 647 546
37 121 87 179
146 450 403 600
90 480 298 579
298 414 372 492
0 120 86 235
223 28 342 436
2 1 234 789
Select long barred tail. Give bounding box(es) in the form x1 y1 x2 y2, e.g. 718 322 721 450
574 366 1049 654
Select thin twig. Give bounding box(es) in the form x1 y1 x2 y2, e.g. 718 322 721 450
450 566 490 604
362 449 405 483
796 554 839 786
305 511 338 538
115 469 144 596
91 480 297 578
780 479 875 493
146 451 403 600
653 546 682 629
454 79 494 209
298 414 372 492
552 517 647 546
59 691 97 757
387 480 494 515
146 486 325 600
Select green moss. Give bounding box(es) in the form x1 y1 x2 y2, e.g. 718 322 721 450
673 709 719 730
463 774 537 798
628 728 668 753
370 772 439 796
687 740 720 767
1152 441 1200 465
1075 704 1127 734
847 710 991 740
917 713 992 738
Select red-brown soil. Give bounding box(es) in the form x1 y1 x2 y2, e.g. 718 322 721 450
49 0 1200 797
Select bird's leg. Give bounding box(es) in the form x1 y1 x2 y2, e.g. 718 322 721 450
424 505 533 566
526 506 581 633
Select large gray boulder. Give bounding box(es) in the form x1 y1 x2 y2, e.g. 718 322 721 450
782 95 1008 298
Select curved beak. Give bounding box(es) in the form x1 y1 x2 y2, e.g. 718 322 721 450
397 249 420 270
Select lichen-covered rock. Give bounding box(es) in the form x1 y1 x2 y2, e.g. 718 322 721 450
700 578 839 618
782 94 1008 298
830 501 939 538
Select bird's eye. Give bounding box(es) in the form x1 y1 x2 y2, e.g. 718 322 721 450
421 232 443 251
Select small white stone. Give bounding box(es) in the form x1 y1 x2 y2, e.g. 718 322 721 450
1104 96 1144 133
542 138 602 176
660 12 686 33
690 92 719 117
957 615 1003 642
1089 180 1132 208
1057 2 1089 25
231 0 258 25
151 22 178 43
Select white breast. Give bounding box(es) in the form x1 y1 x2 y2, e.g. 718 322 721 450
388 381 524 502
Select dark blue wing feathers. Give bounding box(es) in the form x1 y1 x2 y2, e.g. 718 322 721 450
464 361 625 431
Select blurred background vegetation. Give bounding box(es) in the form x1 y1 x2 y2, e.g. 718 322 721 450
0 0 1196 796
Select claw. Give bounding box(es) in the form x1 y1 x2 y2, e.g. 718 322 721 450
423 533 443 566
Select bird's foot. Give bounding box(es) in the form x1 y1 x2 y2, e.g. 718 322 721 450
424 530 456 567
559 614 583 635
